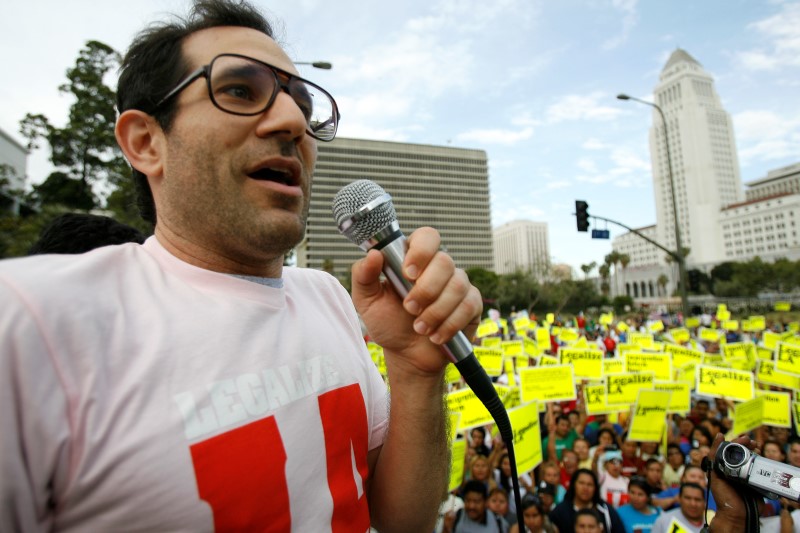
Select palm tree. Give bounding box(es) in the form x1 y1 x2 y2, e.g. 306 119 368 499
604 251 621 297
657 274 669 297
619 254 630 297
580 261 597 280
598 263 611 297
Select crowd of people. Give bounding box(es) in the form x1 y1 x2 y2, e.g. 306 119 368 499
437 309 800 533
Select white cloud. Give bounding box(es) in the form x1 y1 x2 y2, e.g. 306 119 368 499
546 92 625 123
545 180 572 190
603 0 639 50
736 2 800 71
456 127 534 145
572 147 650 187
733 109 800 163
582 138 611 150
577 158 598 173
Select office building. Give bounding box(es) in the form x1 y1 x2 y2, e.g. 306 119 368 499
0 127 28 214
298 137 493 281
493 220 550 277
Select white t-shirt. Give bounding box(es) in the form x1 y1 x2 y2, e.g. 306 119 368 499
598 470 630 507
0 238 389 532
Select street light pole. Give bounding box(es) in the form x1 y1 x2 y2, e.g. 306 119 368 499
617 93 690 319
295 61 333 70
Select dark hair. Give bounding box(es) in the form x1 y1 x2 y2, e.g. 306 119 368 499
575 508 602 526
645 458 662 469
691 425 713 445
556 414 570 424
628 477 652 502
696 399 710 407
488 487 509 500
596 427 616 446
565 468 600 506
116 0 274 225
520 493 545 514
463 479 488 499
472 427 487 438
667 443 686 461
497 453 512 493
28 213 146 255
679 482 705 497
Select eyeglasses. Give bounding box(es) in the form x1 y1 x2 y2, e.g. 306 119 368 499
155 53 340 141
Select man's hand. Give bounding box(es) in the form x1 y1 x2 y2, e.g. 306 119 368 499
707 433 764 533
350 227 482 375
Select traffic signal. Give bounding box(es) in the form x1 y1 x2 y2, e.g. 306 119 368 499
575 200 590 232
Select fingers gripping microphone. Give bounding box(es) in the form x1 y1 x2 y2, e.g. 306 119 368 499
332 180 524 531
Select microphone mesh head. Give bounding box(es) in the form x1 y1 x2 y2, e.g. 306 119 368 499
332 179 397 245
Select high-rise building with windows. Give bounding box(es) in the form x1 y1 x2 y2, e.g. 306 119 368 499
298 137 493 282
0 127 28 214
493 220 550 278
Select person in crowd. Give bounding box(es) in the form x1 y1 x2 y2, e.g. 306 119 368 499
495 453 534 515
643 459 666 494
545 415 580 461
472 427 493 457
650 483 711 533
616 477 661 533
27 213 147 255
639 442 662 462
444 480 509 533
759 498 800 533
573 438 593 470
509 494 558 533
489 488 518 529
560 450 580 491
0 1 483 530
437 491 466 533
620 440 646 478
536 481 558 515
463 455 498 496
540 461 567 504
590 428 620 464
574 509 605 533
549 469 626 533
686 399 710 426
663 444 685 488
690 426 713 449
598 450 630 508
763 440 787 464
584 415 623 447
788 438 800 469
652 465 716 512
677 418 696 455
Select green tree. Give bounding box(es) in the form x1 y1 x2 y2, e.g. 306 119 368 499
466 267 500 304
20 40 125 209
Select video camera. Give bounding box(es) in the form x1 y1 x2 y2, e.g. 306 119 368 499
715 441 800 502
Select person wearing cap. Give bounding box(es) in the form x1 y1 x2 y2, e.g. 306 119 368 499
599 450 630 508
536 481 557 514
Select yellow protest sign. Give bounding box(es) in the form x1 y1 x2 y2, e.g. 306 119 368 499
559 348 604 379
756 347 774 361
775 302 792 312
508 402 543 474
520 365 576 403
551 326 562 337
476 320 499 338
696 365 754 402
599 313 614 326
504 359 516 387
717 304 730 321
571 337 589 349
535 328 551 351
501 341 523 358
606 372 655 406
732 396 764 436
584 384 617 415
603 358 625 376
546 313 555 324
445 363 462 384
790 323 800 333
756 360 800 391
685 317 701 328
794 402 800 429
746 316 766 332
763 332 781 351
448 438 467 492
654 381 692 414
756 390 791 428
648 320 665 333
676 363 697 388
447 386 504 430
665 343 704 370
703 354 725 366
722 342 756 368
669 328 691 344
629 332 655 349
523 338 539 358
617 343 638 358
667 519 694 533
722 320 739 332
624 352 672 381
539 355 559 366
475 346 504 376
501 385 521 410
513 316 531 332
617 321 629 332
482 336 502 348
776 342 800 376
500 319 509 337
559 328 580 343
628 390 672 442
700 328 721 342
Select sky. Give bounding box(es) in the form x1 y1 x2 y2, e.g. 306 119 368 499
2 0 799 272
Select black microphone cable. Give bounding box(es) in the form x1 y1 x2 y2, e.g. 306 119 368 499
333 179 525 533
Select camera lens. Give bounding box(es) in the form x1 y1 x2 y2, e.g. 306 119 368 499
722 443 747 467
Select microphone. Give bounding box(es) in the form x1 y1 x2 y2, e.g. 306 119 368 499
332 179 524 531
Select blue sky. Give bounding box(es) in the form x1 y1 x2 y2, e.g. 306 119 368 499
1 0 799 271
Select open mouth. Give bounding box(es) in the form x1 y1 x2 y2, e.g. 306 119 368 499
248 167 297 186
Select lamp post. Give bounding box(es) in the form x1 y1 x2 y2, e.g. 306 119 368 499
617 93 690 319
295 61 333 70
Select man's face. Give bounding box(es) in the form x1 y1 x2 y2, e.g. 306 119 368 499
487 492 508 516
153 27 318 274
556 419 570 437
693 401 709 419
464 491 486 521
573 439 589 459
789 443 800 467
646 462 663 484
683 468 706 488
575 515 601 533
679 487 706 521
622 440 638 458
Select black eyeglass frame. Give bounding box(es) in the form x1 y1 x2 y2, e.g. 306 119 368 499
154 53 340 141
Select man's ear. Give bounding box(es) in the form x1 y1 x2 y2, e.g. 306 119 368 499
115 110 165 182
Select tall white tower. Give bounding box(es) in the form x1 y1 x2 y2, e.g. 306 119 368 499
493 220 550 277
651 49 743 267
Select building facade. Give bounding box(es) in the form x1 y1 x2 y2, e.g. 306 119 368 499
745 163 800 202
650 49 743 267
298 137 493 281
493 220 550 277
0 127 28 213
